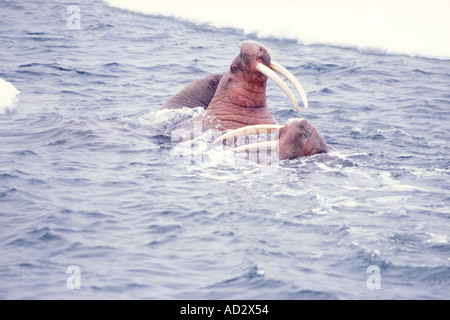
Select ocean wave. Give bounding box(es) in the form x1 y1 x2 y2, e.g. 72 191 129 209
104 0 450 60
0 78 20 114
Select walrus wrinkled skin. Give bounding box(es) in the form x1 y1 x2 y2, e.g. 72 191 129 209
192 42 277 130
167 41 331 160
159 73 223 110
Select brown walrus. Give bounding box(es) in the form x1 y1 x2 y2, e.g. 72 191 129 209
159 73 223 110
166 41 331 160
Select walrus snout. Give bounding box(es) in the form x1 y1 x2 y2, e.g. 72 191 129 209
239 41 272 67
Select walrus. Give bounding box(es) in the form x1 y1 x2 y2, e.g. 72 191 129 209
213 118 331 159
159 73 223 110
185 41 331 160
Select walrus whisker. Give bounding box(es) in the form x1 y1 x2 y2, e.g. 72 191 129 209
269 61 309 109
213 124 284 144
256 63 301 112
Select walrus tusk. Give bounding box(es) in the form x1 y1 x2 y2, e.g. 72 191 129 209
256 63 301 112
269 61 309 109
233 140 279 153
213 124 284 144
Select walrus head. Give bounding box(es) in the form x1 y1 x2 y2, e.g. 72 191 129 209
213 119 331 160
219 41 272 108
277 118 330 158
216 41 308 111
198 41 309 129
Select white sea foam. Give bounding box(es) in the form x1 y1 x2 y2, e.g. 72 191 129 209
137 106 204 133
104 0 450 60
0 78 20 114
425 233 448 245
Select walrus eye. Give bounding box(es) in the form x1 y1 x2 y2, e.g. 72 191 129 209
231 64 238 72
212 79 218 85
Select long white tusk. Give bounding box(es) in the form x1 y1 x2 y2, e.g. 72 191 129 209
233 140 279 153
256 63 300 112
270 61 308 109
213 124 284 144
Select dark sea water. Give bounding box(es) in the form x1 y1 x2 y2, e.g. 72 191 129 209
0 0 449 299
